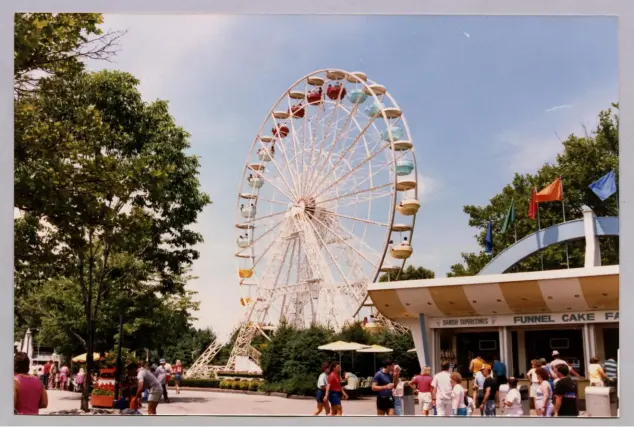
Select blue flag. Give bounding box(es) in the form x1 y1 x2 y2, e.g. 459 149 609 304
485 220 493 255
588 170 617 201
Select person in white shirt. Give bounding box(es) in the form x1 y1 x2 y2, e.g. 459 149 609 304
550 351 581 378
431 362 453 416
450 372 468 416
503 377 523 416
128 362 162 415
526 359 540 410
314 362 331 416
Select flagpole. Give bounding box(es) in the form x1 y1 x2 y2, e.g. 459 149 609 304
561 176 570 269
536 195 544 271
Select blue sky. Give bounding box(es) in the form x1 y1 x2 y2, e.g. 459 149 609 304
89 14 618 340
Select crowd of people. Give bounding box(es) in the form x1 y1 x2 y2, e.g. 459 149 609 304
312 350 618 417
14 351 185 416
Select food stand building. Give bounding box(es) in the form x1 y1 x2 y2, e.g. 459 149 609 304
368 207 619 396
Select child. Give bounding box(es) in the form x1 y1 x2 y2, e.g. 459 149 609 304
466 395 476 416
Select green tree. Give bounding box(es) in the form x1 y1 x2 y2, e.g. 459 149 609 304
14 69 211 410
379 265 435 282
448 104 619 277
14 13 123 96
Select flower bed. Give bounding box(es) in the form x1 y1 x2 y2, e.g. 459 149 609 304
167 377 264 392
215 371 262 379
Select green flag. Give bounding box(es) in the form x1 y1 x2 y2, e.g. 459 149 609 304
501 199 516 234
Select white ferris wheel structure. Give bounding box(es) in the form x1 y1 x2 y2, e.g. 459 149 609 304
186 69 421 378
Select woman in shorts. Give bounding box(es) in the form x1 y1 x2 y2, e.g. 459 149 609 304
314 362 331 416
173 360 183 394
410 366 433 416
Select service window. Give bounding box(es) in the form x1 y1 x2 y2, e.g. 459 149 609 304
479 340 497 351
549 338 570 350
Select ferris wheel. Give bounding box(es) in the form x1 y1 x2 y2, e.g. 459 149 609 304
235 68 419 330
187 69 420 377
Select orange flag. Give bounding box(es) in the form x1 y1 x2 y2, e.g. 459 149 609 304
528 188 538 219
536 177 563 203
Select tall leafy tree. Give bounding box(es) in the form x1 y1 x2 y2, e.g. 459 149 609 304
14 69 211 409
14 13 123 96
448 104 619 277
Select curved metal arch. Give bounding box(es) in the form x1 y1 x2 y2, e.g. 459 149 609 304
478 216 619 275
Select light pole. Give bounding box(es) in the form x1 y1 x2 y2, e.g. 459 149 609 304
113 314 124 407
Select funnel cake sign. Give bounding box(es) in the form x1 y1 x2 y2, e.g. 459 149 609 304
430 311 619 328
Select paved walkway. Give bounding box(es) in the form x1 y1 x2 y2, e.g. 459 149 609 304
41 389 377 416
40 389 587 417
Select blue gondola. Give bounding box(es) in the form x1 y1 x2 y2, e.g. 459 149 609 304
347 88 368 105
395 159 415 176
381 126 403 142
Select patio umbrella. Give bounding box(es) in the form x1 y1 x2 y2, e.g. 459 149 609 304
357 344 393 372
71 353 101 363
318 341 369 366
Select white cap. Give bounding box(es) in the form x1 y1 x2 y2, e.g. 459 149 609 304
552 350 560 356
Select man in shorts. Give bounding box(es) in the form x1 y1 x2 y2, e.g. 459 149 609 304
128 362 162 415
325 361 348 416
372 359 396 416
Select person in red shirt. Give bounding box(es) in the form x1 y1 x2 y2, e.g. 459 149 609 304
42 361 52 390
324 362 348 416
410 366 433 415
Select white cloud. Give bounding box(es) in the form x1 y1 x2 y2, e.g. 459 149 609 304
545 104 572 112
418 172 440 199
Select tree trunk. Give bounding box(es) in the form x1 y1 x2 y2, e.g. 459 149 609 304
81 231 95 412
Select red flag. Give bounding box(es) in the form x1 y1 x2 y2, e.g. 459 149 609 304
528 188 538 220
536 177 563 203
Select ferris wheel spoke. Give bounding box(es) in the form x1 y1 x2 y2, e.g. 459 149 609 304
318 182 393 206
303 98 344 195
308 214 380 270
318 209 389 228
286 102 305 193
270 120 301 198
333 219 384 259
302 102 325 196
249 168 295 203
304 102 362 197
258 197 291 207
308 117 379 199
243 217 285 249
312 142 392 201
245 209 287 225
337 190 394 208
251 219 291 272
303 215 363 302
326 150 407 201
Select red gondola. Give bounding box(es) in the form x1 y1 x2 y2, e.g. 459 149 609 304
272 125 289 138
306 87 323 105
326 83 347 101
289 104 306 118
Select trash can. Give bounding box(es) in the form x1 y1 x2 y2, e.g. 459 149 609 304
585 386 613 417
519 385 530 416
498 384 510 416
402 382 416 416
